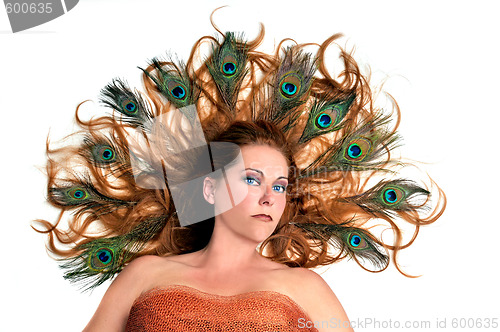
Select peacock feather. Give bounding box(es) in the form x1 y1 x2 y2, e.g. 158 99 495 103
301 113 400 176
139 58 199 109
207 32 249 111
48 180 132 216
297 93 356 143
345 179 430 216
291 222 389 271
59 217 166 291
100 78 153 128
268 47 317 123
80 135 130 170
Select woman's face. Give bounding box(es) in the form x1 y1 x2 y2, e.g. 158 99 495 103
204 144 289 242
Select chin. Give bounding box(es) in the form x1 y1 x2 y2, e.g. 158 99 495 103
246 225 277 243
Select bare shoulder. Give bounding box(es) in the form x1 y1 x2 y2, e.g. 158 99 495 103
82 255 169 332
128 254 174 272
275 265 323 286
284 268 354 332
116 254 172 289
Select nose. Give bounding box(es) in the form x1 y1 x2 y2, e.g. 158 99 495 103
259 185 275 205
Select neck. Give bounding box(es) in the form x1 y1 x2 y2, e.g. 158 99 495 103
192 219 266 275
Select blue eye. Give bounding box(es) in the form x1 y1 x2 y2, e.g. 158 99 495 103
244 177 259 185
273 185 286 193
244 176 286 193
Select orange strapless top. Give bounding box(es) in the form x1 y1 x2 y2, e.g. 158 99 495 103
125 284 319 331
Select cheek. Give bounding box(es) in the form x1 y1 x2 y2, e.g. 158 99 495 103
214 178 249 214
226 178 250 207
275 195 287 212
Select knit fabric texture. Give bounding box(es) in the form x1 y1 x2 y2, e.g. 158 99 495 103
125 284 319 331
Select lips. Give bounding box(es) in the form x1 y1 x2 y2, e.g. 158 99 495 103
252 214 273 222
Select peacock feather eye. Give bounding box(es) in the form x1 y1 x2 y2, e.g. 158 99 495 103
221 55 237 76
350 234 361 246
101 148 114 161
279 73 301 98
97 249 112 264
348 144 362 158
348 232 368 249
69 188 88 200
345 138 371 161
96 145 115 162
316 113 332 128
167 80 187 100
121 99 137 114
171 86 186 99
90 248 114 270
89 143 117 165
315 108 339 129
382 187 404 205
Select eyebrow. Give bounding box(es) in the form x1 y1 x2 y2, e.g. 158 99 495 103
243 168 288 181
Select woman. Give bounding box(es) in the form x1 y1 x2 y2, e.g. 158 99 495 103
84 121 353 331
34 19 445 332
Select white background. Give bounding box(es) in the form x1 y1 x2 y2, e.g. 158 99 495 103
1 0 499 331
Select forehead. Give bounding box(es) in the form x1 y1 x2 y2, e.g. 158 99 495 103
239 145 288 177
